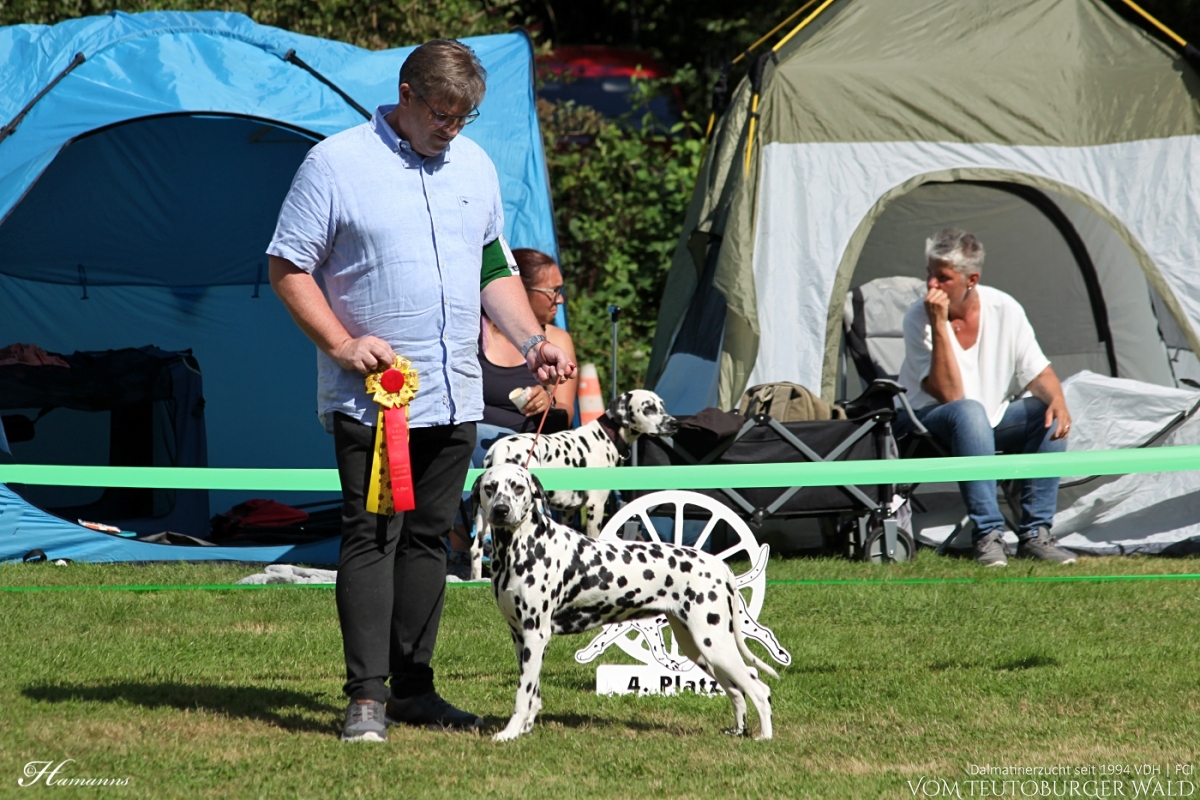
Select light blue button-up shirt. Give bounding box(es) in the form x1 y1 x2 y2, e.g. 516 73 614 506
268 105 506 431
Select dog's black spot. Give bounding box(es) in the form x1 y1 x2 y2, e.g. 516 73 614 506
621 551 632 564
707 613 721 626
708 590 718 602
643 569 655 581
522 647 532 663
680 561 693 573
664 575 674 588
704 638 712 647
668 556 676 569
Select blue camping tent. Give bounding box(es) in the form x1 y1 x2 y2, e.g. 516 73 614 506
0 11 556 564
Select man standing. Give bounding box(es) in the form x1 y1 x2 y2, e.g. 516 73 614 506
896 229 1075 568
268 39 575 742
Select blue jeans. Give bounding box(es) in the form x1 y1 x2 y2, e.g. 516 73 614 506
471 423 517 469
895 397 1064 540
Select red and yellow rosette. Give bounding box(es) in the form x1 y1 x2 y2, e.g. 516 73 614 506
364 356 419 515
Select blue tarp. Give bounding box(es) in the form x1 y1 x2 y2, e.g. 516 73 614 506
0 12 556 564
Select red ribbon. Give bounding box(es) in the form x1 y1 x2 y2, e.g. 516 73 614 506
382 403 414 513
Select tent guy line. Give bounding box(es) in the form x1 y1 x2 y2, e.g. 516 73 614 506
2 445 1200 491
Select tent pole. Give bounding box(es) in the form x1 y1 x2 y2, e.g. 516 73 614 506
282 50 371 120
1115 2 1200 74
772 0 838 53
0 53 85 146
732 0 821 67
1118 0 1186 46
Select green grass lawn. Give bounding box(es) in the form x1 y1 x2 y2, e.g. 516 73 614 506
2 552 1199 799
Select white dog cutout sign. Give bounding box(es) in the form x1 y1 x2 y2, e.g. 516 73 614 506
575 490 792 696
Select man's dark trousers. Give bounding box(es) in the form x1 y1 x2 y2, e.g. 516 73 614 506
332 412 476 703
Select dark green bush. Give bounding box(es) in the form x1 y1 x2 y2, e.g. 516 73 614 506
538 98 702 393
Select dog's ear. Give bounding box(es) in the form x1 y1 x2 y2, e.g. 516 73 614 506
608 391 632 428
469 473 483 514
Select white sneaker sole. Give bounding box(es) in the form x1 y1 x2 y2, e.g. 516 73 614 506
341 731 386 742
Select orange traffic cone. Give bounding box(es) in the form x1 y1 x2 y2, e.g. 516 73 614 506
578 363 605 425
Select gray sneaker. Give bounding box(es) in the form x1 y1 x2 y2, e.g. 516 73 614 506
341 698 387 742
973 530 1009 567
386 691 483 732
1017 527 1077 564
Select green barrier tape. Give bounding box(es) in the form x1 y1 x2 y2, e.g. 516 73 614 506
2 445 1200 491
4 573 1200 593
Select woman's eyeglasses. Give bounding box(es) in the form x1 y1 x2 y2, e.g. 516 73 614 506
528 285 565 301
416 92 480 128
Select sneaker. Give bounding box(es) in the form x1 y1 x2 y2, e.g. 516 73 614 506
446 549 472 582
1017 526 1077 564
385 691 483 732
341 698 387 742
973 530 1009 567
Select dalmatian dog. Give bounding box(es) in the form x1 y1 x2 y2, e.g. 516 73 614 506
470 390 678 580
474 463 777 742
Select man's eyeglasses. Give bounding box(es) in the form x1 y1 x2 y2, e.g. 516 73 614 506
416 92 480 128
529 285 565 301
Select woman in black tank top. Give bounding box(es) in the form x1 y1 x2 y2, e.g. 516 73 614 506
478 248 577 436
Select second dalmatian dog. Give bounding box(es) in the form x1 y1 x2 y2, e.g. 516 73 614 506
470 390 678 580
474 463 777 742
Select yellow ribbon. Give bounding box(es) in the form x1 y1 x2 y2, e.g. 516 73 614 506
364 356 419 515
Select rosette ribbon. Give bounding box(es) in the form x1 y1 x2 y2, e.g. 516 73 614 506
364 356 419 514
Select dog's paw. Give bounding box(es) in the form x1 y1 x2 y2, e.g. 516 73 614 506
721 727 748 737
492 728 522 742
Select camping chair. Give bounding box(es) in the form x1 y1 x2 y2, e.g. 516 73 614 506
842 276 1024 551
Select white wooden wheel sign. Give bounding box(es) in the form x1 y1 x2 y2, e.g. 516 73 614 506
575 490 791 696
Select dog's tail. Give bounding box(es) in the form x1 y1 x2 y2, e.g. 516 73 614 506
725 567 780 681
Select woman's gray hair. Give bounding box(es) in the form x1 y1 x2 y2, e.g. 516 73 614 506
925 228 985 276
400 39 487 110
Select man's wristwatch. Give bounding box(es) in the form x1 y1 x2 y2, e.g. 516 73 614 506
519 334 547 359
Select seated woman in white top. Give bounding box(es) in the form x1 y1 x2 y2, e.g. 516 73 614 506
895 228 1075 567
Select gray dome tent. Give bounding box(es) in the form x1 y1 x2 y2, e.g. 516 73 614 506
649 0 1200 413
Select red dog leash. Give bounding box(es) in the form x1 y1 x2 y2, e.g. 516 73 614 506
524 342 567 470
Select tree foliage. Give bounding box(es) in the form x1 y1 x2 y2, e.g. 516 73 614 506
538 98 703 393
0 0 518 46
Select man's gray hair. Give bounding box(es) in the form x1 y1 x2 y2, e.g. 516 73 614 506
925 228 984 276
400 39 487 110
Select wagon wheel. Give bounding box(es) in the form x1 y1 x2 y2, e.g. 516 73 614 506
574 490 790 670
862 522 916 563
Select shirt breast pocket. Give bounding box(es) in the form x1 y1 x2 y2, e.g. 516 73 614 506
458 196 489 247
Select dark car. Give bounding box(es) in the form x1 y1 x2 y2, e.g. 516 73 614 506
537 45 682 131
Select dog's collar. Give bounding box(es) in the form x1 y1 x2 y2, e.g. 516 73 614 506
596 413 631 462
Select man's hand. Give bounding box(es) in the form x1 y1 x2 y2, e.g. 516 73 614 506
1043 394 1072 440
924 286 950 327
526 340 576 386
1027 366 1071 440
330 336 395 375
